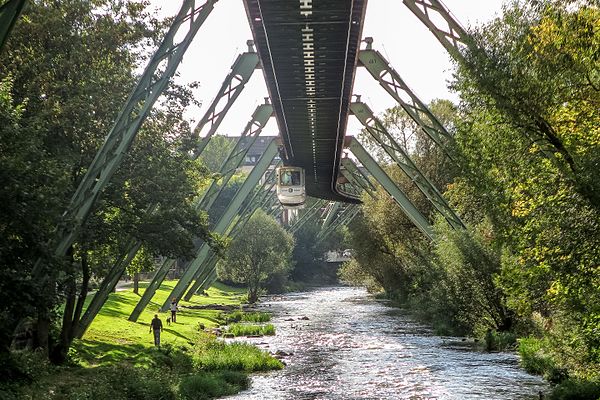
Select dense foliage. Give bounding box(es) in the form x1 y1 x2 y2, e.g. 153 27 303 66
0 0 215 366
341 0 599 392
217 210 294 302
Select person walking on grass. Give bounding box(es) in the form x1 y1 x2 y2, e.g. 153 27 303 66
150 314 163 347
170 297 178 323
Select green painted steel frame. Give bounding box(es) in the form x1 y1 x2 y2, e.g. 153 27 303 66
358 39 454 157
351 101 465 230
347 137 434 240
316 203 360 244
0 0 26 52
340 158 377 199
34 0 219 278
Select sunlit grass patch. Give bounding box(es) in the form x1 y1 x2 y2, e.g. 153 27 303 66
226 323 275 337
193 339 283 372
221 310 271 324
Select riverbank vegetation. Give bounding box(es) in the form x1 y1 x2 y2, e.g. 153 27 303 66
340 1 599 398
0 282 283 399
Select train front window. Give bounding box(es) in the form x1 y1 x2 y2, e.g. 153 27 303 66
280 170 301 186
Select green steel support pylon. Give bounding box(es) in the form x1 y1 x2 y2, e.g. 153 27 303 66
347 137 434 240
351 100 465 230
192 41 260 157
316 204 360 244
288 199 326 234
183 164 279 301
358 37 454 157
194 101 273 213
129 140 277 319
340 158 377 199
33 0 219 278
160 140 278 311
321 202 341 232
0 0 26 52
402 0 469 62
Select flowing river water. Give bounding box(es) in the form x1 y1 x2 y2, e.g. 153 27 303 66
226 286 548 399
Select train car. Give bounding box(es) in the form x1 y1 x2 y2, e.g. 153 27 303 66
276 166 306 208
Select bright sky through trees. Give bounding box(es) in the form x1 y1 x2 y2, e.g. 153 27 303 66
150 0 505 137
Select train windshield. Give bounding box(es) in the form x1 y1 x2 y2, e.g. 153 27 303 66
280 170 301 186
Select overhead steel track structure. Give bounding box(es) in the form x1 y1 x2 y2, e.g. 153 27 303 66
243 0 366 203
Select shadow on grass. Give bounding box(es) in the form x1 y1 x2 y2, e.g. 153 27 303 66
74 340 153 366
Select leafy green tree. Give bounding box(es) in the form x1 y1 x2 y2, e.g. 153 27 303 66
217 210 294 303
199 134 236 172
0 0 215 364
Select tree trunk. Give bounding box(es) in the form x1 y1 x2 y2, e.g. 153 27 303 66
50 248 77 364
133 273 139 294
70 250 90 340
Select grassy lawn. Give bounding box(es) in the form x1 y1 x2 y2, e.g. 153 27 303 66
2 281 282 400
78 280 246 365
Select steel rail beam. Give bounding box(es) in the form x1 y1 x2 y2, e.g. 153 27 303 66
348 137 434 240
33 0 219 278
321 202 341 232
192 42 260 157
358 38 454 157
0 0 26 52
289 199 326 234
351 101 465 230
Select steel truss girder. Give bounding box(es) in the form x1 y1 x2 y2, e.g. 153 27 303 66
351 101 465 230
192 45 260 157
195 102 273 213
288 199 327 234
358 40 454 157
402 0 469 62
340 158 377 199
130 140 277 319
35 0 218 272
159 140 277 311
183 163 280 300
348 137 434 240
316 203 360 244
321 202 341 231
0 0 26 52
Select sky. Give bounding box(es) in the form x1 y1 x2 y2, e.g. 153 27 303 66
150 0 506 138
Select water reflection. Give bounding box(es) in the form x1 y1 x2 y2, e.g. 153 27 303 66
226 287 547 400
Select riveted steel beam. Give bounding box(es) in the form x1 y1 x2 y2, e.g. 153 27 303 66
316 204 360 244
402 0 469 62
34 0 219 279
348 137 434 240
340 158 377 199
192 42 260 157
351 100 464 230
358 38 454 157
159 140 278 312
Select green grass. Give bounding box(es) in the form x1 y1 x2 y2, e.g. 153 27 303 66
221 310 271 324
6 280 281 400
226 323 276 337
194 341 283 372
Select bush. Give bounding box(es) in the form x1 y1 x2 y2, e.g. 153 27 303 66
227 323 275 337
484 330 518 351
178 371 249 400
548 378 600 400
518 337 567 382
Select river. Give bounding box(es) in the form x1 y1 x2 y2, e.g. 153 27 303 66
226 286 548 399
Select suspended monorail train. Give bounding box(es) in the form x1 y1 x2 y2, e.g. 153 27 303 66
276 166 306 208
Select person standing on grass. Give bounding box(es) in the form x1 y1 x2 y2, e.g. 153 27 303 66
150 314 163 347
170 298 178 323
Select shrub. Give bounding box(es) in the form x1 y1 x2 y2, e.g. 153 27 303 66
227 323 275 337
220 311 271 324
484 330 518 351
518 337 566 382
548 379 600 400
178 371 249 400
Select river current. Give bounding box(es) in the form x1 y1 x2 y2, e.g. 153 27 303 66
226 286 548 400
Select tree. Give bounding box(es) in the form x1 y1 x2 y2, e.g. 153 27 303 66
0 0 215 364
217 210 294 303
